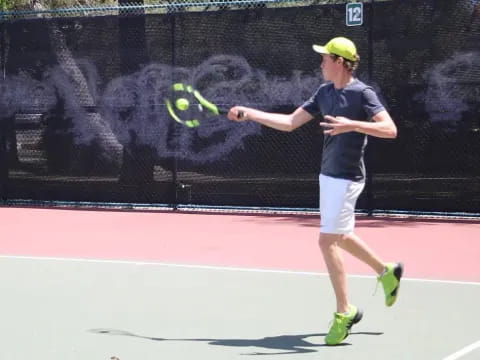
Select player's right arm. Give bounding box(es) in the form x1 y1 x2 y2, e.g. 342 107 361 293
227 106 314 132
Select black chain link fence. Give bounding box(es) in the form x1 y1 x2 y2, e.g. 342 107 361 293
0 0 479 215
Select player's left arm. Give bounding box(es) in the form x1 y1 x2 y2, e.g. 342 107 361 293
320 111 397 138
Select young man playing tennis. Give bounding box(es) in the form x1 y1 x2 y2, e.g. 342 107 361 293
228 36 403 346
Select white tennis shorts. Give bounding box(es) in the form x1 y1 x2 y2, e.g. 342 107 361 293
319 174 365 234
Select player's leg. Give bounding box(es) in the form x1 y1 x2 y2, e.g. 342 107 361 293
318 232 349 313
338 232 403 306
338 232 385 274
319 174 363 345
320 232 363 346
336 189 404 310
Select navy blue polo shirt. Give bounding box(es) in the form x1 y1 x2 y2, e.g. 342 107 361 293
302 79 385 181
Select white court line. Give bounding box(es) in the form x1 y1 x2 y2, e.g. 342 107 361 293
442 340 480 360
0 254 479 286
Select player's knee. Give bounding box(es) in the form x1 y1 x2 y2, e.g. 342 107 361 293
339 233 350 244
318 232 339 250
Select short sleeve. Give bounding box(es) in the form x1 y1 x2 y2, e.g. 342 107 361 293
302 86 322 116
362 87 385 118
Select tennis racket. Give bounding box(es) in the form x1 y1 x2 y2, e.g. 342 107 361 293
164 82 244 128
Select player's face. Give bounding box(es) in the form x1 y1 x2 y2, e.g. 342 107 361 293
320 54 339 81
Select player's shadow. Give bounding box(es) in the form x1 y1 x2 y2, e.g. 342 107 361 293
89 328 383 355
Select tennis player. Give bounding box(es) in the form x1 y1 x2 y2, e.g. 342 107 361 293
228 36 403 346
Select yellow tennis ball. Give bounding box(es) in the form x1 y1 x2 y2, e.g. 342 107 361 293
175 98 189 111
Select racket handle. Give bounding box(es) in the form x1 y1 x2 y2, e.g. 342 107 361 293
218 108 245 120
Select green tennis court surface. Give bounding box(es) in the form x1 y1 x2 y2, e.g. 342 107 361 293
1 257 479 360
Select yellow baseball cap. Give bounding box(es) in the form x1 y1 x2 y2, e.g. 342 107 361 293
312 37 358 61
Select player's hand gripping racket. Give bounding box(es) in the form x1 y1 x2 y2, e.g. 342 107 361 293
164 83 244 128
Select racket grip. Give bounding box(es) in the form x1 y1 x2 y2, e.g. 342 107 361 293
218 108 245 120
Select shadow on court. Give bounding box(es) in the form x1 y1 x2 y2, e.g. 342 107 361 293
90 329 383 355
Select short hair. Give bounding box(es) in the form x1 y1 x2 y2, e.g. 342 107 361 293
331 54 360 73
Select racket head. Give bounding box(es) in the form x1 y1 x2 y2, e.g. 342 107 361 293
164 83 244 127
164 83 203 128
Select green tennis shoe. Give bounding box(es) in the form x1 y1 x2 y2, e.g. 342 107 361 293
325 304 363 346
378 262 404 307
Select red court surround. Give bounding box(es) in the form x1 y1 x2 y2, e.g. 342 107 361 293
1 207 479 282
